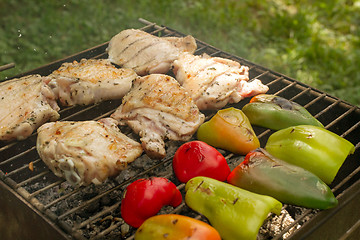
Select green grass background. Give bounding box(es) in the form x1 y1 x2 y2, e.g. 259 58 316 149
1 0 360 105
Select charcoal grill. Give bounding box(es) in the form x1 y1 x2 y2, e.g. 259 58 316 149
1 18 359 240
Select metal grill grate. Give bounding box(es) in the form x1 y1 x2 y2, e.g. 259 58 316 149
0 18 359 240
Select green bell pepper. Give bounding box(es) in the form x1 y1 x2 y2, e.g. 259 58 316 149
242 94 324 130
265 125 355 184
227 148 338 209
185 176 282 240
197 107 260 155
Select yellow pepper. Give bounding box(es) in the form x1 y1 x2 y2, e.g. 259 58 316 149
197 107 259 155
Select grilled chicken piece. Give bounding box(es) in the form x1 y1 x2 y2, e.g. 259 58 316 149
106 29 197 76
173 53 269 110
0 75 60 141
45 58 137 106
111 74 205 159
36 118 143 186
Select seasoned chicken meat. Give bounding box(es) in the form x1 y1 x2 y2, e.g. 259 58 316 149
45 58 137 106
111 74 205 159
173 53 269 110
106 29 197 76
36 118 143 186
0 75 60 141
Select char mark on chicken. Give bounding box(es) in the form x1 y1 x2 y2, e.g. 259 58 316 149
106 29 197 76
0 75 60 141
44 58 137 106
111 74 204 159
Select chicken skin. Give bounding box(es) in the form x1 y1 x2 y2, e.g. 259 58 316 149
106 29 197 76
173 53 269 110
0 75 60 141
36 118 143 186
45 58 137 106
111 74 204 159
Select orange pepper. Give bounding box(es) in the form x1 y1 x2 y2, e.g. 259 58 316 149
197 107 259 155
135 214 221 240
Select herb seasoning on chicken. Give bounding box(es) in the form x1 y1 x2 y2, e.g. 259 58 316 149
106 29 197 76
0 74 60 141
44 58 137 106
173 53 269 110
36 118 143 186
111 74 204 159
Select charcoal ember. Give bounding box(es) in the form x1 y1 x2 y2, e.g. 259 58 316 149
286 205 313 219
115 168 137 182
259 208 300 239
165 140 183 155
120 223 130 236
83 201 100 215
131 154 160 169
100 194 112 206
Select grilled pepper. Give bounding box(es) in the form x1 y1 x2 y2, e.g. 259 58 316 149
227 148 338 209
242 94 323 130
265 125 355 184
185 176 282 240
197 107 259 155
121 177 182 228
135 214 221 240
173 141 231 183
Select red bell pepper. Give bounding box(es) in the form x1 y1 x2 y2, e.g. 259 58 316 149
173 141 231 183
121 177 182 228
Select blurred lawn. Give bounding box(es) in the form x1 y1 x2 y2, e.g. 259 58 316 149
1 0 360 105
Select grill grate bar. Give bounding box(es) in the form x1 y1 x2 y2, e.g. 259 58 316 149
304 93 327 109
194 45 208 54
209 50 223 57
57 185 123 221
257 129 271 140
16 164 49 187
29 179 64 198
0 142 17 153
253 70 271 83
93 109 116 121
290 87 311 101
77 202 121 229
324 106 356 130
0 146 36 166
60 104 102 121
339 218 360 240
332 165 360 193
92 221 123 240
341 120 360 138
275 81 298 96
5 160 39 178
266 76 284 86
313 97 340 118
44 187 82 210
0 62 15 72
273 209 315 240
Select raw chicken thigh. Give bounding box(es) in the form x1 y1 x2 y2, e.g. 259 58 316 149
106 29 197 75
111 74 205 159
173 53 269 110
45 58 137 106
36 118 143 186
0 75 60 141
